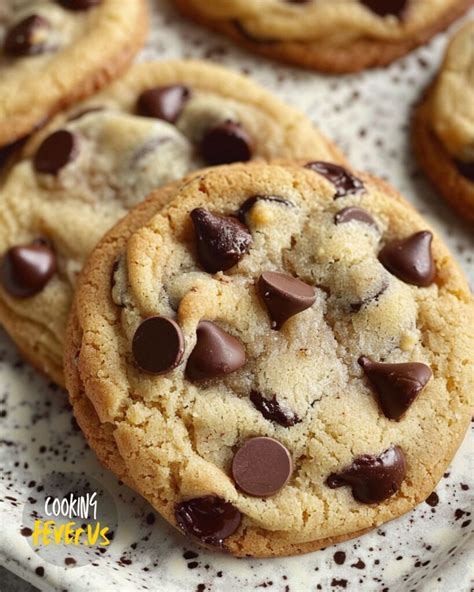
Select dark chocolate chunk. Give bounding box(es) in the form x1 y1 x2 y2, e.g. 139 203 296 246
175 496 242 547
305 161 364 199
34 130 79 175
191 208 252 273
454 159 474 182
250 391 300 427
236 195 294 223
57 0 101 9
360 0 408 18
200 122 253 165
232 437 293 497
137 85 191 123
378 231 435 287
258 271 316 330
4 15 51 56
326 445 407 503
0 240 56 298
358 356 432 420
335 206 377 227
132 316 184 374
185 320 246 381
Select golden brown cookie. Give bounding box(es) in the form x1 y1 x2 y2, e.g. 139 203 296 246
0 0 148 147
413 20 474 223
0 60 344 386
65 161 473 557
173 0 473 73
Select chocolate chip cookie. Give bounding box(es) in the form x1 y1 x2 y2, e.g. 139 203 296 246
0 60 344 386
172 0 473 73
0 0 148 147
413 20 474 223
65 161 474 557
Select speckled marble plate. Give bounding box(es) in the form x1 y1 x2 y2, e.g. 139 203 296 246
1 2 473 591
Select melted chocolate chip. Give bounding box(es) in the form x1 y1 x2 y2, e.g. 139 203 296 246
236 195 294 223
349 281 388 313
132 316 184 374
335 207 377 227
4 15 51 56
200 122 253 165
232 437 293 497
175 496 242 547
379 231 435 287
455 159 474 182
250 391 300 427
57 0 101 9
305 161 364 199
326 445 407 504
258 271 316 329
34 130 79 175
137 85 191 123
0 240 56 298
191 208 252 273
358 356 432 420
185 320 246 381
360 0 408 18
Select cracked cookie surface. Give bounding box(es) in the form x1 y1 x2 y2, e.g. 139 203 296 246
413 20 474 222
173 0 473 73
0 60 343 385
65 161 474 557
0 0 148 147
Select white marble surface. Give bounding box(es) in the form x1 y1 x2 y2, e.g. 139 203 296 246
0 1 473 591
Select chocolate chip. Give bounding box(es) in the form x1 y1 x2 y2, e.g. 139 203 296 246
34 130 79 175
359 356 432 420
360 0 408 18
236 195 294 224
137 85 191 123
4 15 51 56
305 162 364 199
250 391 300 427
191 208 252 273
132 317 184 374
379 231 435 287
335 207 377 227
455 159 474 182
258 271 316 330
0 240 56 298
175 496 241 547
57 0 101 9
185 321 246 381
232 437 293 497
200 122 253 165
326 445 407 503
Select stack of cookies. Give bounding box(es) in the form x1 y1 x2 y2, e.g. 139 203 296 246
0 0 473 558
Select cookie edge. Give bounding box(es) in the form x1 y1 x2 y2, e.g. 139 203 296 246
172 0 474 73
64 162 473 557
